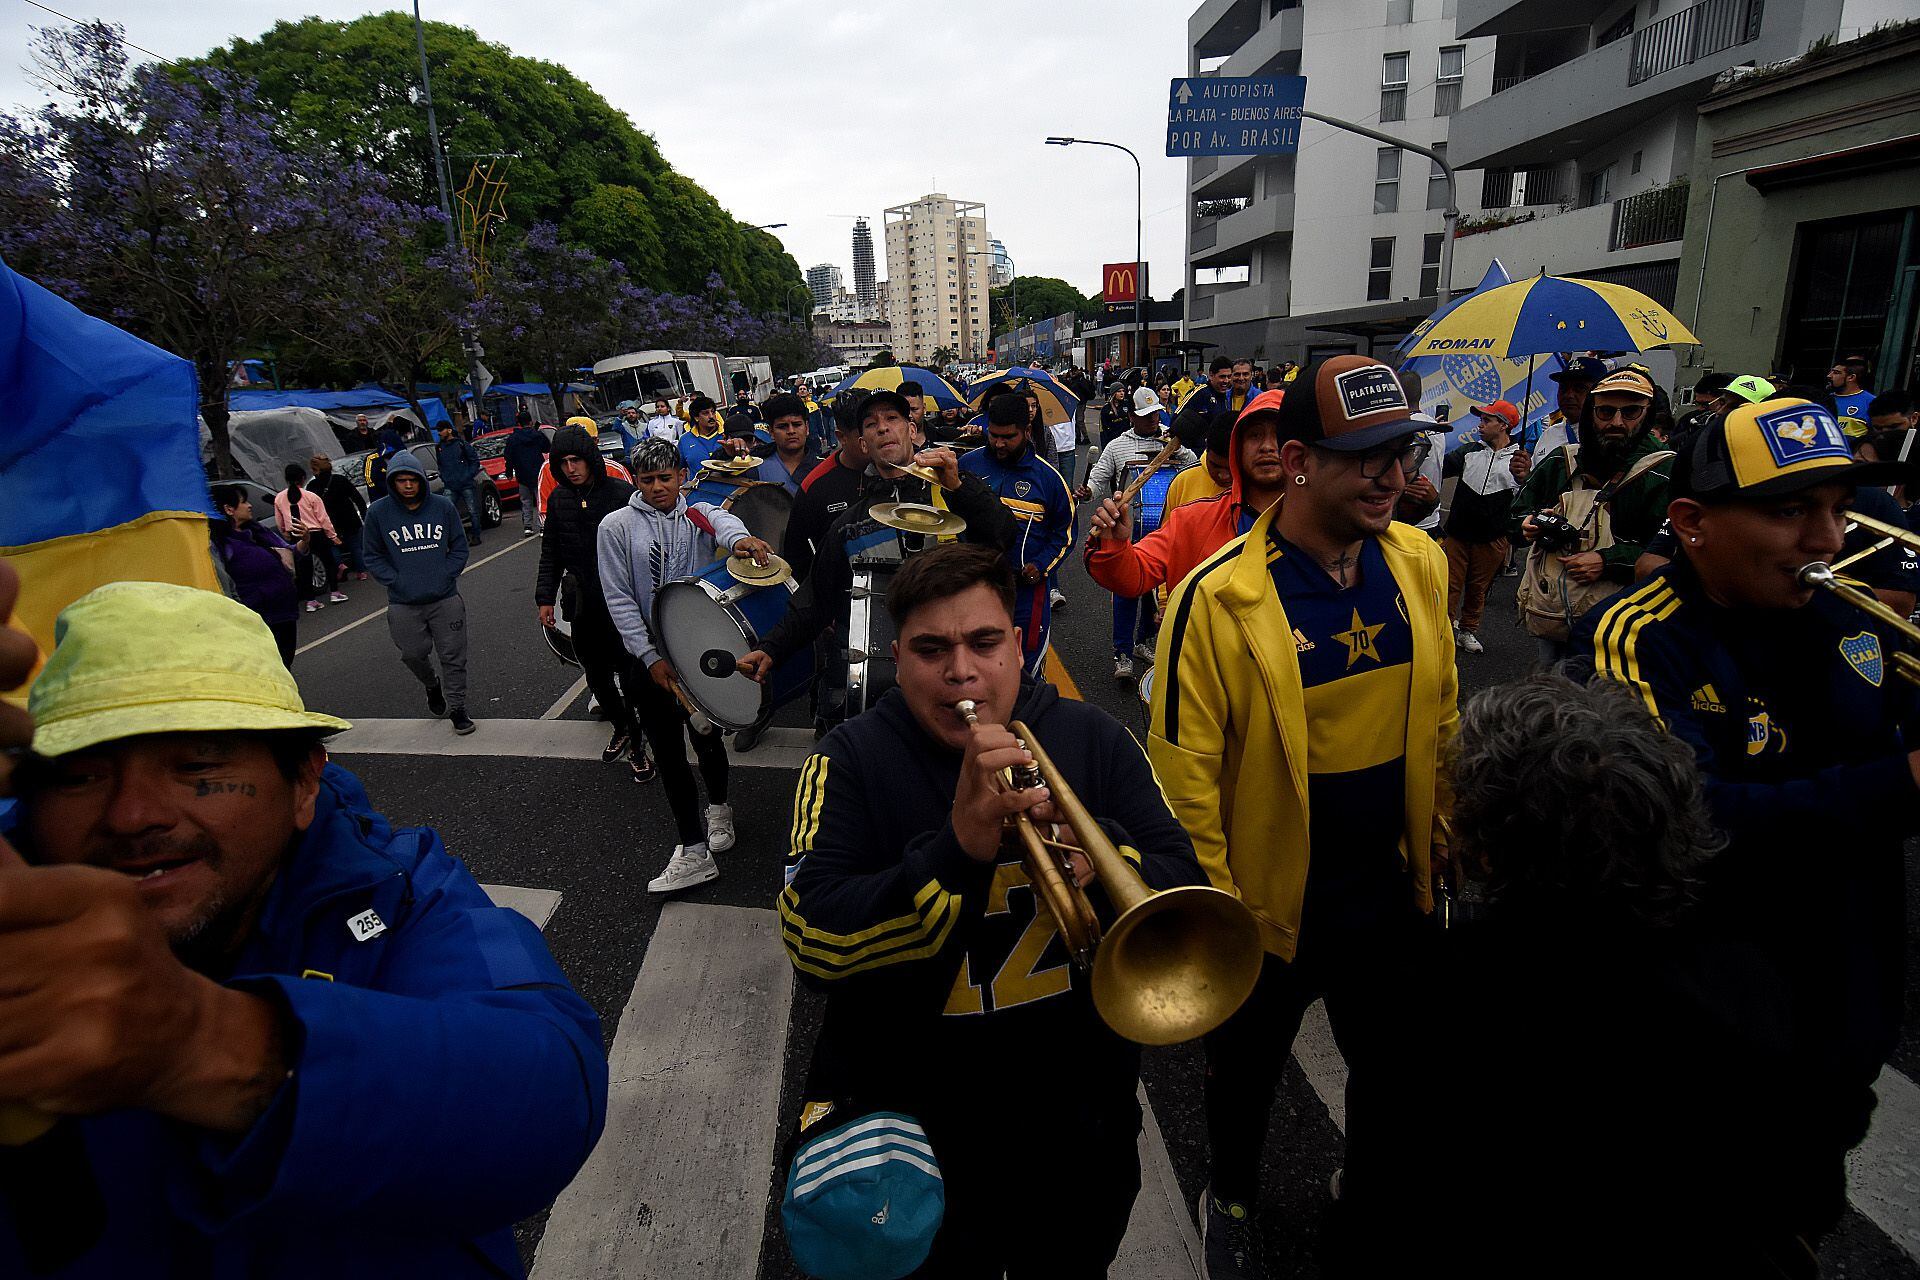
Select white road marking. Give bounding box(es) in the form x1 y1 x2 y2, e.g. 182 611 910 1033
294 536 539 654
532 902 794 1280
540 676 589 721
1293 999 1347 1132
479 884 562 931
1849 1067 1920 1261
327 718 816 769
1114 1082 1205 1279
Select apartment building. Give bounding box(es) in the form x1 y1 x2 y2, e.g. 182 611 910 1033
884 194 992 365
805 263 843 308
1446 0 1903 308
1184 0 1495 362
817 319 895 367
812 287 889 325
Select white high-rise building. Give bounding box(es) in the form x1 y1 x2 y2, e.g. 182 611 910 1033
988 239 1014 287
1184 0 1494 360
805 263 843 308
852 218 878 309
884 194 991 364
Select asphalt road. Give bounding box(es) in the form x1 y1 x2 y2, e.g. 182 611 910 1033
288 447 1920 1279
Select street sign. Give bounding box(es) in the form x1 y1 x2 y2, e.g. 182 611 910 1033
1103 262 1142 304
1166 76 1307 158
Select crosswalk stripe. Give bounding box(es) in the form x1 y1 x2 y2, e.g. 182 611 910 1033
533 902 795 1280
326 718 815 769
541 675 589 720
1115 1083 1205 1278
478 884 562 931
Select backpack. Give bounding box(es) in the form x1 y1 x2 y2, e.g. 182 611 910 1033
1515 444 1674 642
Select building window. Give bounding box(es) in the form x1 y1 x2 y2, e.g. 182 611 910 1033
1381 53 1408 122
1583 164 1613 208
1420 233 1443 297
1435 45 1464 116
1427 144 1449 210
1598 9 1634 46
1631 149 1643 175
1386 0 1412 22
1374 147 1401 214
1368 237 1394 301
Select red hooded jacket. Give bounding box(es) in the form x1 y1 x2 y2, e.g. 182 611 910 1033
1085 387 1284 598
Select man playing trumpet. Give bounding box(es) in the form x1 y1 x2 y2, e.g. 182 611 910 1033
778 544 1206 1277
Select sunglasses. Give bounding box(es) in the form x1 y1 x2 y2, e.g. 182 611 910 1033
1318 438 1431 479
1592 403 1648 422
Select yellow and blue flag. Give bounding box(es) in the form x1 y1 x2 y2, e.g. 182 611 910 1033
0 257 217 692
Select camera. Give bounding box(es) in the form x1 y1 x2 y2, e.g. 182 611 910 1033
1530 511 1584 553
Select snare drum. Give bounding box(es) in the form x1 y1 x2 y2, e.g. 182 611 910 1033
686 475 795 554
1135 468 1179 538
653 558 807 730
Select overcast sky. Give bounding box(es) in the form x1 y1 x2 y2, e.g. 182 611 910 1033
4 0 1192 299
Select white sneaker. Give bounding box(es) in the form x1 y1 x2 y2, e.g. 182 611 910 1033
1132 640 1156 663
1458 630 1485 654
647 844 718 894
1113 654 1135 682
327 591 349 603
303 599 324 612
706 803 736 853
1049 589 1067 608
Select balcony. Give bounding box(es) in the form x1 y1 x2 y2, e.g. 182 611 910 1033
1457 0 1610 39
1450 191 1689 288
1218 4 1303 79
1192 193 1295 268
1609 180 1689 250
1190 0 1261 58
1628 0 1764 86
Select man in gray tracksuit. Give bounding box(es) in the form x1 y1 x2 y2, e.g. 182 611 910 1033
362 449 476 734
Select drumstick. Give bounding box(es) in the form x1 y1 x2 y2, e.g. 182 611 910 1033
667 677 715 734
1091 436 1185 548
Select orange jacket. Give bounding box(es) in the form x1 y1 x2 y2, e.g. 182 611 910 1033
1085 387 1283 599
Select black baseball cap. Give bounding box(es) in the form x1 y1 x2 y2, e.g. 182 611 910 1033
1271 356 1422 452
1675 398 1915 501
856 389 914 429
1550 356 1608 385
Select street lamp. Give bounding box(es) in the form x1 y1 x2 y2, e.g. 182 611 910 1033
1048 135 1144 374
754 223 789 231
964 248 1014 363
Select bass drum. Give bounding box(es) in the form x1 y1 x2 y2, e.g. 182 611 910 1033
844 564 899 719
686 475 795 554
653 558 807 730
543 590 578 667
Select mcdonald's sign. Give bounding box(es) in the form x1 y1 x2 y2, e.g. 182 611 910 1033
1103 261 1144 304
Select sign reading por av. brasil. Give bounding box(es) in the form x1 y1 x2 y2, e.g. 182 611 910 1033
1166 76 1307 157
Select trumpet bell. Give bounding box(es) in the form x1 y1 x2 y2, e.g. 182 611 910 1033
1092 885 1264 1046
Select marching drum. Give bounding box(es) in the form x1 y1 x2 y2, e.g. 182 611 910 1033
1134 467 1179 538
654 557 807 730
687 470 795 554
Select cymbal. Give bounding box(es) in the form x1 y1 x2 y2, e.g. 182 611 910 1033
870 502 967 536
726 552 792 586
701 455 759 476
876 457 942 485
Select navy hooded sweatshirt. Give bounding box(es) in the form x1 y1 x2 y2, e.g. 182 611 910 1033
360 450 469 605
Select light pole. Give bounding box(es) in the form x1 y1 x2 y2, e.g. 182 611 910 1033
412 1 490 407
965 248 1014 364
753 223 789 231
1047 136 1143 372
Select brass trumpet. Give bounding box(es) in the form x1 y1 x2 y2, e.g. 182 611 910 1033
955 700 1262 1045
1798 508 1920 687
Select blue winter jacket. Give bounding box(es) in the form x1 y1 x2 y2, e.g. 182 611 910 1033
0 765 608 1278
436 435 481 490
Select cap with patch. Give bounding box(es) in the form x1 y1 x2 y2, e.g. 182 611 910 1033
1679 398 1913 501
1590 367 1656 400
1724 374 1775 405
1550 356 1609 385
856 389 914 429
1272 356 1422 452
1132 386 1164 416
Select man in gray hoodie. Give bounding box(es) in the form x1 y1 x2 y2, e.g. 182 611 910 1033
361 449 476 734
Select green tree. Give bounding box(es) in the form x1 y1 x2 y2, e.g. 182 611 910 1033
989 275 1098 328
563 183 665 284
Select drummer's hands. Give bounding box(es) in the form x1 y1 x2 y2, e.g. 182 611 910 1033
732 537 772 566
1089 497 1131 543
537 604 556 628
952 720 1051 863
648 659 677 692
736 650 773 684
915 447 961 491
1018 564 1043 586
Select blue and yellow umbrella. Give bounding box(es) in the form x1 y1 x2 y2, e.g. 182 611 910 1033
965 367 1082 429
1400 274 1698 361
822 365 967 412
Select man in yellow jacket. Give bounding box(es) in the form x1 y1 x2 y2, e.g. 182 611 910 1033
1149 355 1456 1278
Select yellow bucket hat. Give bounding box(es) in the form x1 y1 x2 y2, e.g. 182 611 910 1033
565 415 600 437
28 582 351 759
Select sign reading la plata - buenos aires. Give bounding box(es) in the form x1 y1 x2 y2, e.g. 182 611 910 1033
1166 76 1307 158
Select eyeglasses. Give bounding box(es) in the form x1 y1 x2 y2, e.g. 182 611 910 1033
1591 403 1648 422
1326 438 1431 480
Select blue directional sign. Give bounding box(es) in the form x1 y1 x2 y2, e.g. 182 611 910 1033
1166 76 1307 157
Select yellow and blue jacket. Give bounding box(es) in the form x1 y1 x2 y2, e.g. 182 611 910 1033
1148 500 1456 960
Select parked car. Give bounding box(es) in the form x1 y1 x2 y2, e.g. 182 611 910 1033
474 425 556 506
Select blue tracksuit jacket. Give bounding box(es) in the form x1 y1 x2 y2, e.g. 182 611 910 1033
960 445 1074 670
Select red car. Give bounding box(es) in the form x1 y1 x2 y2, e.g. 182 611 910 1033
474 426 554 507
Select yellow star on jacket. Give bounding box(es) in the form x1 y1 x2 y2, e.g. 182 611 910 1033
1335 608 1387 668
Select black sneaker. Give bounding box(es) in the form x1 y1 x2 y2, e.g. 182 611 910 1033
630 750 656 783
602 728 631 763
1199 1189 1263 1280
449 709 476 735
425 682 447 717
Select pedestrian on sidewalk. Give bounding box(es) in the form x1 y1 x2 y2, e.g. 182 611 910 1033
276 463 348 610
1440 401 1522 654
600 438 773 894
503 410 550 536
536 424 655 783
210 484 300 665
361 449 475 734
307 453 369 580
